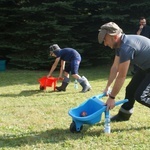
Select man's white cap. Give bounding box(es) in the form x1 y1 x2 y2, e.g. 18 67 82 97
98 22 123 43
49 44 60 51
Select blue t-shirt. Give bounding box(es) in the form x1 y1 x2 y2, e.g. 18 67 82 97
55 48 81 62
135 25 150 38
116 34 150 70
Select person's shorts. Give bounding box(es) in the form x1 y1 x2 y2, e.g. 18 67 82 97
65 60 80 74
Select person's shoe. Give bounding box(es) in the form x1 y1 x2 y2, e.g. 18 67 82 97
80 81 91 93
56 82 68 91
111 107 133 122
82 76 92 89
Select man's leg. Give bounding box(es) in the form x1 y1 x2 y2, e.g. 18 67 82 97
71 60 91 93
55 76 70 91
135 72 150 108
56 71 70 92
111 70 146 122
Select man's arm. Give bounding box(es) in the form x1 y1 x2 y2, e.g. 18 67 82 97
59 60 65 78
106 59 130 110
104 55 120 93
47 57 60 77
137 24 144 35
110 60 130 97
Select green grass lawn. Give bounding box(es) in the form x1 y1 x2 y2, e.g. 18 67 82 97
0 66 150 150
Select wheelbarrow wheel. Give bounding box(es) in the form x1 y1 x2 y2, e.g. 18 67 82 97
70 121 83 133
40 86 45 90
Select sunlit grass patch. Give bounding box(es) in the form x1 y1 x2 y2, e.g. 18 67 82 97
0 67 149 150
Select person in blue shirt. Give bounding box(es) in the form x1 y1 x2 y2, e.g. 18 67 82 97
98 22 150 122
131 17 150 75
136 17 150 38
47 44 91 93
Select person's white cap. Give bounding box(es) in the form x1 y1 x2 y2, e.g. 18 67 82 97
49 44 61 56
98 22 123 43
49 44 60 51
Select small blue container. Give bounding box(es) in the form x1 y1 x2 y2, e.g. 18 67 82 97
0 60 6 71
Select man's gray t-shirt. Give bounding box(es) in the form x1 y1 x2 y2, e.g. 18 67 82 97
116 34 150 70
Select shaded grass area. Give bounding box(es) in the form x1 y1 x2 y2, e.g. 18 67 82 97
0 66 149 150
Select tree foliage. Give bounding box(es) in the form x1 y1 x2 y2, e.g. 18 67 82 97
0 0 150 69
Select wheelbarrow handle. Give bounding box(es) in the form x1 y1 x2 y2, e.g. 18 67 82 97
115 99 128 106
96 90 111 99
95 94 128 106
96 93 107 99
105 99 128 115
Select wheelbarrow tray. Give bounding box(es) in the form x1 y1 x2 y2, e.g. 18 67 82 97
38 76 63 91
38 76 58 87
68 93 128 132
68 95 106 125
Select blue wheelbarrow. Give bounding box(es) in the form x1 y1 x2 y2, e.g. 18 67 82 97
68 93 128 133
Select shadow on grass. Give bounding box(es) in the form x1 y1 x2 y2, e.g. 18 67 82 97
0 127 86 148
0 89 92 98
0 89 45 97
0 89 60 97
0 125 150 148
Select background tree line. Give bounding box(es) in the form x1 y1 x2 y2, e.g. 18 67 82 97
0 0 150 70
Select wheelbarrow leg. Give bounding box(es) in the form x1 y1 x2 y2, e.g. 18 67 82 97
53 80 57 91
70 120 83 133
